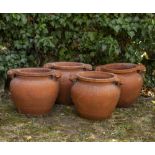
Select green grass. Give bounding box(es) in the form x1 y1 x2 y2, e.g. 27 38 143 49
0 95 155 142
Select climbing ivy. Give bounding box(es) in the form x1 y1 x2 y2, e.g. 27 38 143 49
0 14 155 87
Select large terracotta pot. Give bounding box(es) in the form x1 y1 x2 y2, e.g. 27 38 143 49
7 68 61 115
70 71 121 120
44 62 92 105
96 63 146 107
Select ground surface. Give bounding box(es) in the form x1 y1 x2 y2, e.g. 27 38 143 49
0 95 155 142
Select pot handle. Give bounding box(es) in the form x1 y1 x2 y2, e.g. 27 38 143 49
136 64 146 74
7 69 19 79
113 77 122 87
43 63 56 69
7 69 20 91
95 66 102 71
69 74 78 84
82 64 92 71
51 70 61 80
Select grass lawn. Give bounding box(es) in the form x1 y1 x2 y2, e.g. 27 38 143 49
0 95 155 142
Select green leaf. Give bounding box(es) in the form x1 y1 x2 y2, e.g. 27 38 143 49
114 25 120 33
21 15 27 24
128 31 135 38
88 32 95 41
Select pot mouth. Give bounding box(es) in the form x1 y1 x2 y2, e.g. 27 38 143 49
15 68 55 77
47 61 85 70
77 71 118 83
97 63 138 74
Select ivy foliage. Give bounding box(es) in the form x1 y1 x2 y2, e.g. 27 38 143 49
0 14 155 87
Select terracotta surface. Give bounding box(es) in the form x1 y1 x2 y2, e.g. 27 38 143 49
7 68 61 115
96 63 146 107
44 62 92 105
70 71 121 120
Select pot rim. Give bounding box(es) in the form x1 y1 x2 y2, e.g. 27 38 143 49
44 61 87 70
15 68 56 77
96 63 140 74
77 71 118 83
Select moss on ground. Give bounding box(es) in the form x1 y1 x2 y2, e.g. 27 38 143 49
0 96 155 142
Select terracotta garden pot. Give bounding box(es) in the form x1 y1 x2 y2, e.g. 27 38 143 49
70 71 121 120
44 62 92 105
96 63 146 107
7 68 61 115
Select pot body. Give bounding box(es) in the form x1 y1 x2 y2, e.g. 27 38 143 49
57 69 85 105
71 81 120 120
44 62 92 105
113 72 143 107
96 63 145 107
8 68 60 115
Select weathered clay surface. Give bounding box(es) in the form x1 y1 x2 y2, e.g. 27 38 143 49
96 63 146 107
7 68 61 115
71 71 121 120
44 62 92 105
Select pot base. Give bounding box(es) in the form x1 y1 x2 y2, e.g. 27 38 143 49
77 111 112 120
117 101 137 108
17 108 52 116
